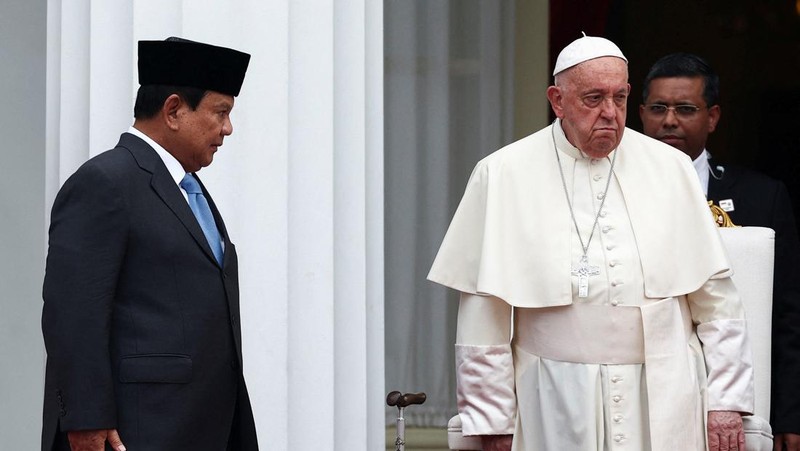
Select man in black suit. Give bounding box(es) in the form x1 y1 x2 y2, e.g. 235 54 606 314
640 52 800 451
41 37 257 451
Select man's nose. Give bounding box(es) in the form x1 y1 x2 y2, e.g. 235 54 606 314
223 116 233 135
662 108 680 127
600 97 617 119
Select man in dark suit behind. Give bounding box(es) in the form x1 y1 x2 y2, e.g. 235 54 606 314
640 52 800 451
41 37 258 451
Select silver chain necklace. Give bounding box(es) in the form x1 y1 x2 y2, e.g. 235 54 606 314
551 121 618 298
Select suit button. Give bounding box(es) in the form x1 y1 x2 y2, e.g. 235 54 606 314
60 409 67 417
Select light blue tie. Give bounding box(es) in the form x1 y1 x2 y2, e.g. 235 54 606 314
180 173 224 266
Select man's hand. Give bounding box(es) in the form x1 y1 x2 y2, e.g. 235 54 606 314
67 429 125 451
481 434 513 451
708 411 745 451
774 432 800 451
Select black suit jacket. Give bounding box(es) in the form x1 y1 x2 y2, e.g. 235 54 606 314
707 158 800 434
41 133 258 450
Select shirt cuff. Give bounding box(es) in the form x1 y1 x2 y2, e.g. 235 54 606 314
455 343 516 435
698 318 755 413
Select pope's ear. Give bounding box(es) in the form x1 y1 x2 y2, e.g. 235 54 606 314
546 86 565 118
162 94 183 131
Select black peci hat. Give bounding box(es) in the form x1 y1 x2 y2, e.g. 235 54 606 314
138 37 250 97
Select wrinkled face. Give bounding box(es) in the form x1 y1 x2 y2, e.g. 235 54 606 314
639 76 719 160
547 57 630 158
173 91 235 172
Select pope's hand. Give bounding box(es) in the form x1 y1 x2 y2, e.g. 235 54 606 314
707 410 745 451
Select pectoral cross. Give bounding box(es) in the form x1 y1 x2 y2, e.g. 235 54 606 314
572 255 600 298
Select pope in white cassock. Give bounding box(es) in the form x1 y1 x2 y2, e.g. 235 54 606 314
427 35 755 451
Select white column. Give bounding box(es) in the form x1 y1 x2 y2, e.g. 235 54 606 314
89 0 134 155
46 1 384 450
55 0 90 184
364 0 386 446
286 0 337 448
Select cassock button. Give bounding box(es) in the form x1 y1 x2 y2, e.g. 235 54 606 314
599 210 607 218
593 174 602 181
614 434 625 443
602 226 611 233
612 395 622 403
610 299 619 306
597 192 605 200
613 414 623 423
611 375 622 383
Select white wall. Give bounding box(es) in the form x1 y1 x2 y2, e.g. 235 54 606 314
0 0 47 448
2 1 384 449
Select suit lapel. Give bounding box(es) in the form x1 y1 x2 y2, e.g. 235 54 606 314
119 133 221 266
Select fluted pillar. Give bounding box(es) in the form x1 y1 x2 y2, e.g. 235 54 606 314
39 1 384 450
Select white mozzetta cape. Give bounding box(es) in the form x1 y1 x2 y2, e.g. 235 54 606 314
428 121 732 305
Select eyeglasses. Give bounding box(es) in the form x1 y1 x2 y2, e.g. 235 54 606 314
644 104 705 118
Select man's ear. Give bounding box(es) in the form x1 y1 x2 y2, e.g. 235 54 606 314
546 86 565 118
707 104 721 134
163 94 183 131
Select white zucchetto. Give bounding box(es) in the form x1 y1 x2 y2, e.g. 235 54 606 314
553 32 628 76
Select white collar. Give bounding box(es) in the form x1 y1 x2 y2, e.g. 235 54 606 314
127 126 187 186
691 149 711 196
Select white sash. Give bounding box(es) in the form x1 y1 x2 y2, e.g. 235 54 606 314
514 297 705 450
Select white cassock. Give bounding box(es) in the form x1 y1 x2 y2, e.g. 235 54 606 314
428 120 755 451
